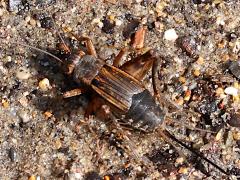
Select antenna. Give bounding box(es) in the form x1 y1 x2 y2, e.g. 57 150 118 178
163 129 229 176
50 16 71 53
12 42 63 63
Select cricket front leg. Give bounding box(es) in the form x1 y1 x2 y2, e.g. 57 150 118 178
66 31 97 58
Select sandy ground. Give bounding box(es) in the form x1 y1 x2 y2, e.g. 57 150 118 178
0 0 240 179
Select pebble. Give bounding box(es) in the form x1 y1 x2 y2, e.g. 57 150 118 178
29 19 37 27
29 175 36 180
8 0 21 12
229 60 240 79
178 167 188 174
55 139 62 149
25 16 31 23
229 113 240 127
18 96 28 107
0 8 4 16
193 69 200 77
215 129 224 141
115 19 122 26
16 67 31 80
215 87 224 97
233 131 240 141
92 18 103 28
179 76 186 84
38 78 51 91
2 99 9 108
184 90 191 101
224 86 238 96
17 110 30 123
8 147 17 162
44 111 53 119
175 157 184 164
163 29 178 41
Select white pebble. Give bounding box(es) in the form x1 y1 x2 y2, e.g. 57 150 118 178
164 28 178 41
115 19 122 26
25 16 31 23
16 67 31 80
0 8 4 16
17 110 30 123
224 87 238 96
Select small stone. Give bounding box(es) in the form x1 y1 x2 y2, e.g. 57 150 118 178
224 86 238 96
109 15 115 21
233 131 240 140
215 87 224 97
16 67 31 80
102 17 115 34
193 69 200 77
215 129 224 141
25 16 31 23
8 0 22 12
0 8 4 16
216 16 225 26
229 60 240 79
175 157 184 164
2 99 9 108
29 19 37 27
55 139 62 149
164 29 178 41
229 113 240 127
44 111 53 119
29 175 36 180
184 90 191 101
8 147 17 162
17 110 30 123
176 97 184 106
196 56 204 65
38 78 51 91
115 19 122 26
18 96 28 107
179 76 186 83
178 167 188 174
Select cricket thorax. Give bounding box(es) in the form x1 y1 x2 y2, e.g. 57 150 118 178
73 55 105 85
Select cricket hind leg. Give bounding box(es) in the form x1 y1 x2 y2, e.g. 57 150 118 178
161 129 229 176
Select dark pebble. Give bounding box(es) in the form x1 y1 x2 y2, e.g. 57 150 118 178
84 171 101 180
229 60 240 79
40 16 54 29
122 19 140 39
125 13 134 21
228 167 240 176
177 36 198 58
192 0 211 4
35 0 56 7
102 17 115 34
226 32 238 42
4 61 15 69
8 147 17 162
228 113 240 127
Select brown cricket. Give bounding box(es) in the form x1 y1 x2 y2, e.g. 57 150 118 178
16 26 230 176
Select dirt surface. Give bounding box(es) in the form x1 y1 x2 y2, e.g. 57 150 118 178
0 0 240 179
